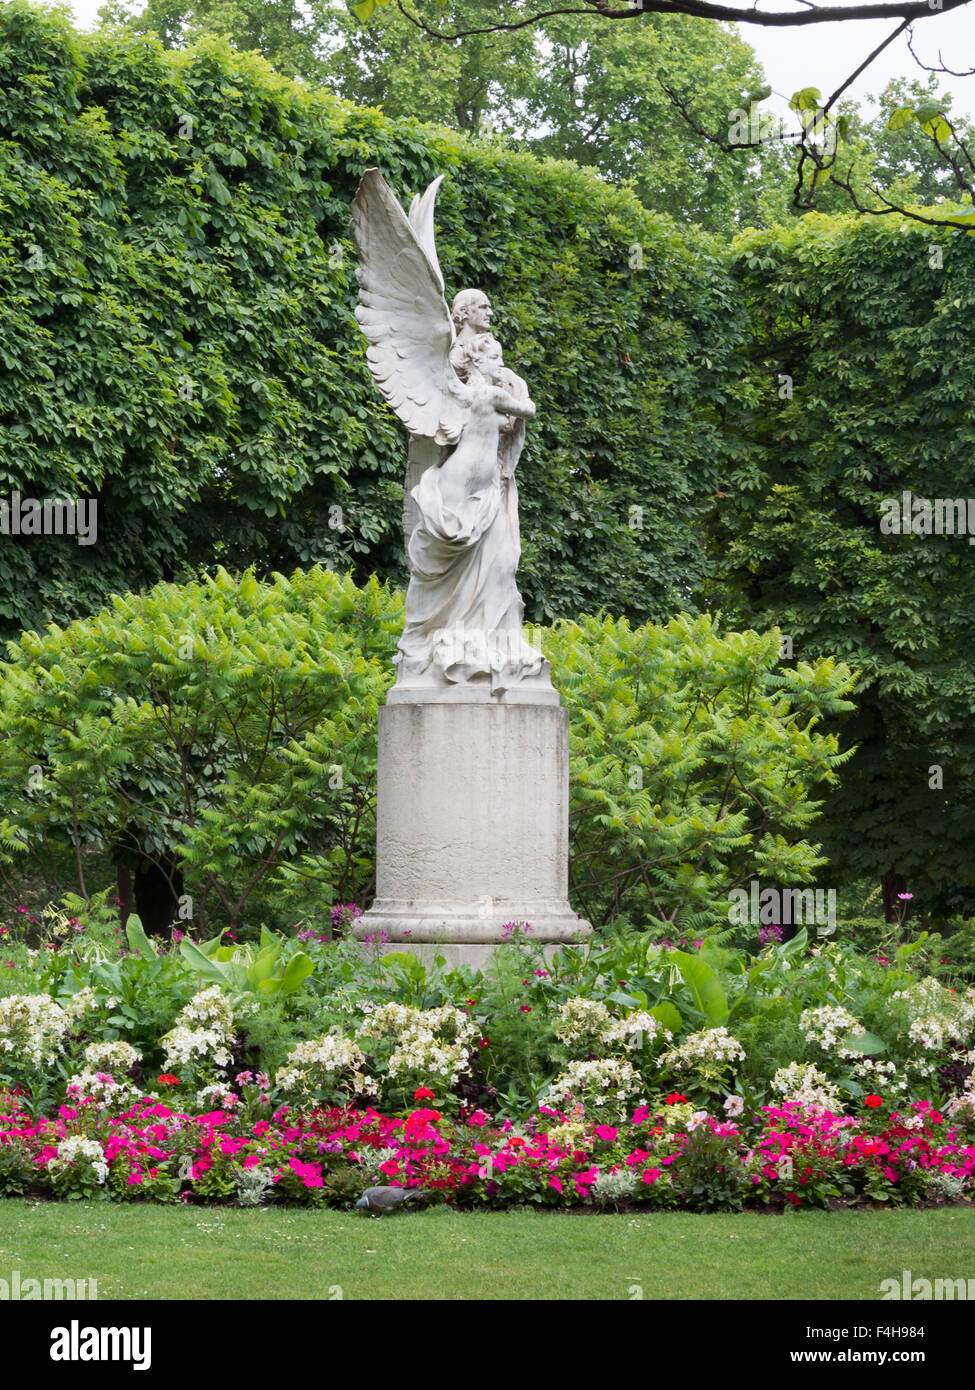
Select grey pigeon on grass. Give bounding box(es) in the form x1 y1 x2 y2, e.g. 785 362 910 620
355 1185 425 1215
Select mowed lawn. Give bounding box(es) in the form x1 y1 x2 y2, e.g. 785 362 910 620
1 1200 974 1299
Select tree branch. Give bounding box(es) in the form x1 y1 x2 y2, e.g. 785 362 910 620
396 0 973 39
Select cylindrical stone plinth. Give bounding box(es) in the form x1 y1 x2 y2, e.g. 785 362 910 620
355 701 591 945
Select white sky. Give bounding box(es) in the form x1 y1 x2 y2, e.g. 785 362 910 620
59 0 975 119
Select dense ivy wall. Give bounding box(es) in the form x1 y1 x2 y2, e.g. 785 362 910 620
709 214 975 916
0 1 741 637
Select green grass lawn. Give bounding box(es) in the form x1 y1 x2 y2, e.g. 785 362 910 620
1 1200 973 1299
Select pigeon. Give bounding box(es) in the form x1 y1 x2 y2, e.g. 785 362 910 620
355 1185 425 1215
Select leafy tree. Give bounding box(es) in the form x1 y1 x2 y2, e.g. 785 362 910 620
356 0 975 230
311 0 541 133
0 566 398 934
548 611 855 931
97 0 328 77
522 12 770 236
102 0 775 236
865 77 974 207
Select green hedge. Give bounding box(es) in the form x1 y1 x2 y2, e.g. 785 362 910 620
0 1 741 638
708 213 975 916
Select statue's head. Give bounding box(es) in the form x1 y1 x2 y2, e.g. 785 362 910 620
469 333 505 385
452 288 493 335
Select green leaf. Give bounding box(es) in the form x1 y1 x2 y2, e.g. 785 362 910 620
914 101 945 127
780 927 809 960
276 950 314 994
648 1001 683 1034
205 172 231 205
124 914 157 958
670 950 729 1025
921 114 952 142
887 106 915 131
790 87 822 113
844 1030 886 1056
179 936 229 986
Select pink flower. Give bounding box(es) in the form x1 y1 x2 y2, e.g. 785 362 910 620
631 1106 650 1125
642 1167 662 1184
549 1176 563 1193
594 1125 618 1142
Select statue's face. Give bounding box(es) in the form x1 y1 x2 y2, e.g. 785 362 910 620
478 343 504 384
469 295 493 332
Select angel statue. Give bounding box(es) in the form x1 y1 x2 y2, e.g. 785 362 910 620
350 168 552 698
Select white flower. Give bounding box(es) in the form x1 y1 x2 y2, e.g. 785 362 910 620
0 994 70 1067
723 1094 744 1117
554 998 610 1045
660 1027 745 1076
63 987 98 1022
159 988 236 1079
55 1135 108 1184
800 1004 862 1054
276 1034 377 1097
548 1058 640 1111
600 1011 670 1049
771 1061 839 1114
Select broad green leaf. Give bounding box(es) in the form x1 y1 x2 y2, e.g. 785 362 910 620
276 951 314 994
670 950 729 1025
648 1001 683 1034
887 106 915 131
180 936 229 985
124 914 157 958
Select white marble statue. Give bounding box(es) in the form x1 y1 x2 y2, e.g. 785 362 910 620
350 168 548 696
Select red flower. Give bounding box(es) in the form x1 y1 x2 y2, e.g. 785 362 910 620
157 1074 180 1086
520 1006 531 1013
664 1093 687 1105
479 1039 490 1048
413 1086 434 1101
864 1095 884 1109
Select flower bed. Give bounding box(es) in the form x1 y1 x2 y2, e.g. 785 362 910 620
2 1089 973 1212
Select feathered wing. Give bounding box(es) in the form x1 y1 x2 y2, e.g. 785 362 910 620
351 168 469 446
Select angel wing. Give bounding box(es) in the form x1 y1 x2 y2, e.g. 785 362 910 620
351 168 469 447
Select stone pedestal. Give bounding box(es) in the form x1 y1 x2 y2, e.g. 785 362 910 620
355 698 591 961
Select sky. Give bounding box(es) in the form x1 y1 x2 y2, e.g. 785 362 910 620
59 0 975 120
743 3 975 121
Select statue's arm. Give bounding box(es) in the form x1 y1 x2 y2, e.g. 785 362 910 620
491 386 535 421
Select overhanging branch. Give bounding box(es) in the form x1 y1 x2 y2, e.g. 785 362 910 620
395 0 973 40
